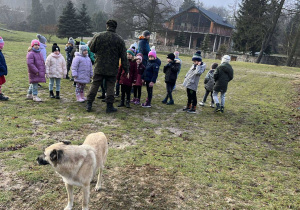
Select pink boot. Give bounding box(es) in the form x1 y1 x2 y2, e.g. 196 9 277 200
80 93 86 101
76 94 85 103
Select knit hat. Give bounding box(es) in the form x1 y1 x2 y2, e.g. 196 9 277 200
136 55 143 61
127 49 135 57
68 37 75 46
31 39 40 47
52 43 60 52
192 51 202 62
221 55 231 64
37 34 47 44
167 53 175 61
137 53 143 57
148 48 157 59
79 45 88 55
0 37 4 50
106 19 118 29
174 51 180 59
143 30 151 37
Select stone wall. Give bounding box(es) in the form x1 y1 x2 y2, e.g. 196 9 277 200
125 40 300 67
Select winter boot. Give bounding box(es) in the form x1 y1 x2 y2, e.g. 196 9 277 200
162 95 168 104
126 100 131 108
187 106 196 114
130 98 136 104
55 91 60 99
135 98 140 105
86 101 92 112
0 93 9 101
118 100 125 107
210 102 215 108
221 106 225 113
106 103 117 113
97 95 105 99
183 103 191 111
215 103 221 112
26 94 33 100
167 100 174 105
80 93 86 101
199 101 205 106
33 95 42 102
49 90 55 99
76 94 85 103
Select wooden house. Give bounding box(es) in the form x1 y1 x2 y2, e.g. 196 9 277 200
157 6 234 52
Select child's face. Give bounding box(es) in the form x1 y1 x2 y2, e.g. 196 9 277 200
54 51 60 55
146 35 150 40
33 44 40 50
136 58 142 64
167 58 172 63
82 50 88 56
149 56 155 60
127 53 133 60
193 60 199 65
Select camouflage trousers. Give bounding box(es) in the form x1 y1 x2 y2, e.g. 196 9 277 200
87 74 116 104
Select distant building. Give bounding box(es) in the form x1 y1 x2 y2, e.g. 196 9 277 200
157 6 234 52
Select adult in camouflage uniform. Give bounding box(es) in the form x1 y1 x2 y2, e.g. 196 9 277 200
86 20 128 113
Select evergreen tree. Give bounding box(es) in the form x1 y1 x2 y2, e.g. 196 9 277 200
232 0 268 55
201 34 210 57
77 4 93 40
174 32 187 47
179 0 196 12
92 11 108 32
28 0 45 31
57 0 80 39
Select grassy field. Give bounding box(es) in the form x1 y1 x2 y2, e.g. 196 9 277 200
0 29 299 209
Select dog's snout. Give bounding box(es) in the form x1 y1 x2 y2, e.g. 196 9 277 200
37 154 49 165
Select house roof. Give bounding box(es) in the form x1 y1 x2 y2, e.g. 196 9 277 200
170 6 235 29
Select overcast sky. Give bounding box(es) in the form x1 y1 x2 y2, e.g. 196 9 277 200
201 0 236 8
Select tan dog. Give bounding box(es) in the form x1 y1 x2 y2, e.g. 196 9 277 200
37 132 108 210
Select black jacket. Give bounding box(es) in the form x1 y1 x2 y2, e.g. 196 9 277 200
213 62 234 92
163 60 180 83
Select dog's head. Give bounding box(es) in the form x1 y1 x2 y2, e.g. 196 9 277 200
37 141 71 167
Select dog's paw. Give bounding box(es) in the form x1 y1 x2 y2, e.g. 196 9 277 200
94 185 101 192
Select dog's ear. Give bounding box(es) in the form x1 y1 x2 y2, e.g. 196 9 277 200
60 140 71 145
50 149 63 163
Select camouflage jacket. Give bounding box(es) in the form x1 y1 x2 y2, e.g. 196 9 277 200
88 27 128 76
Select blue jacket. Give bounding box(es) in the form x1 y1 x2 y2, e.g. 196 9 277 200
138 38 150 64
0 50 7 76
142 59 160 83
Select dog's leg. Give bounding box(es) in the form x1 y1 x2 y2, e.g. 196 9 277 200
64 183 74 210
82 184 90 210
95 168 103 191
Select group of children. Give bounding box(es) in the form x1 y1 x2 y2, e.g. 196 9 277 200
0 34 234 113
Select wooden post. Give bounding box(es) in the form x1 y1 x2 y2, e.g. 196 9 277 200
213 35 217 52
189 33 192 49
164 31 167 46
218 36 222 51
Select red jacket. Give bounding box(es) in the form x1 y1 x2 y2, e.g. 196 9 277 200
117 59 137 86
134 63 145 86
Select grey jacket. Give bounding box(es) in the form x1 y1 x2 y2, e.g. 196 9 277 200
204 69 215 92
183 63 206 91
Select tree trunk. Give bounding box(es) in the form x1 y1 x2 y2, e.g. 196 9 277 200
286 24 300 66
256 0 285 63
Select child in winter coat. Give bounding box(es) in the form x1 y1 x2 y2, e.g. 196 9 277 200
65 37 76 79
0 37 8 101
213 55 234 113
182 51 206 113
117 48 137 108
162 53 180 105
131 55 145 105
26 40 46 102
45 43 67 99
199 63 218 108
141 48 160 108
37 34 47 62
138 30 151 66
72 45 93 102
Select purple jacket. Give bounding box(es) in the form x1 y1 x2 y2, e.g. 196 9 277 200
72 52 93 84
26 50 46 84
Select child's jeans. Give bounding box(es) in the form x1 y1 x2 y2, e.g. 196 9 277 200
203 89 214 104
28 83 38 96
76 83 86 95
49 78 61 91
213 91 226 106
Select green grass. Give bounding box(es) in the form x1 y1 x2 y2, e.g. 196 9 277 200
0 29 299 209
